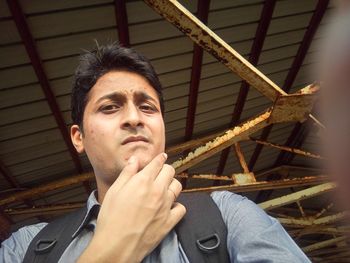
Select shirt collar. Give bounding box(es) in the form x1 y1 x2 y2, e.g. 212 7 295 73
72 190 100 239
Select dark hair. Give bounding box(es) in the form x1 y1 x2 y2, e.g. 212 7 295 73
71 42 164 127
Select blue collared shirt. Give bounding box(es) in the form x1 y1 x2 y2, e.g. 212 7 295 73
0 191 310 262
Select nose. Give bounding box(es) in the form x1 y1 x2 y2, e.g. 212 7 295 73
121 103 143 129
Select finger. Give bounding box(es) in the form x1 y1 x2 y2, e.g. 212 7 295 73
111 156 139 192
167 179 182 202
154 164 175 187
138 152 167 181
167 202 186 228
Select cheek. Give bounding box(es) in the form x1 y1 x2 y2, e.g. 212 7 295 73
149 117 165 147
84 121 109 150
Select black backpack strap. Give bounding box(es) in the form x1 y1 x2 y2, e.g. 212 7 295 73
175 192 230 263
23 206 87 263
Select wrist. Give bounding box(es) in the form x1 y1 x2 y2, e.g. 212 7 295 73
77 233 142 263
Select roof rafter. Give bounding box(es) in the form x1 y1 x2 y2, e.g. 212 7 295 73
0 159 19 188
7 0 92 195
114 0 130 47
184 0 210 141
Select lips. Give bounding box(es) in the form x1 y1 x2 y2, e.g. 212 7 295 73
122 136 149 145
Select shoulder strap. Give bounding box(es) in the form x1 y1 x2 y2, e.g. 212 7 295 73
175 192 230 263
23 206 87 263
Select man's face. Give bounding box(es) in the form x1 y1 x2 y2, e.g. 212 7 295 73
71 71 165 185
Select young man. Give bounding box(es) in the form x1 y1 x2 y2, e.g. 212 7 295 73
0 43 310 262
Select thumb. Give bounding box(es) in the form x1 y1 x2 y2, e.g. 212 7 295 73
111 156 139 192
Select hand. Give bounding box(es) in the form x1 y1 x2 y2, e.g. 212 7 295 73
78 153 186 263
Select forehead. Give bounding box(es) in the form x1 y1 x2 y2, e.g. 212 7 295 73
88 70 159 102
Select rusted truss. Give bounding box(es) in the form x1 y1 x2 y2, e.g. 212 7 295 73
172 86 319 174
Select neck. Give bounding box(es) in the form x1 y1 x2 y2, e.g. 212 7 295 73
95 177 113 204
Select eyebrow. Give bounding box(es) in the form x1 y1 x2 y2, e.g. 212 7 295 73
133 91 158 105
96 91 158 105
96 92 126 104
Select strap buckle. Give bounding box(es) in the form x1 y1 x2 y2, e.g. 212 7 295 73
34 239 57 254
196 233 221 253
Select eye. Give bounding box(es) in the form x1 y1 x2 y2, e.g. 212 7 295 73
100 104 120 113
140 103 157 112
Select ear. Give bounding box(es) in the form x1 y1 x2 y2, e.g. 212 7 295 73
71 124 85 154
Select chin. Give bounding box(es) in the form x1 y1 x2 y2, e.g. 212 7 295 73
136 154 155 170
123 149 162 170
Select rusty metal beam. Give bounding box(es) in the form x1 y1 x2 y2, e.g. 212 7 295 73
5 202 84 216
284 122 312 164
278 212 346 227
0 172 94 207
216 0 276 176
7 0 91 194
234 143 250 174
250 137 323 160
183 175 328 194
315 203 334 219
303 236 348 253
248 125 273 170
114 0 130 47
259 182 336 211
143 0 287 101
274 122 306 165
176 173 233 181
173 109 272 173
166 129 225 155
293 226 350 239
248 0 329 171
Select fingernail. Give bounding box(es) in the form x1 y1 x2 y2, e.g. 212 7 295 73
128 156 136 164
163 153 168 160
